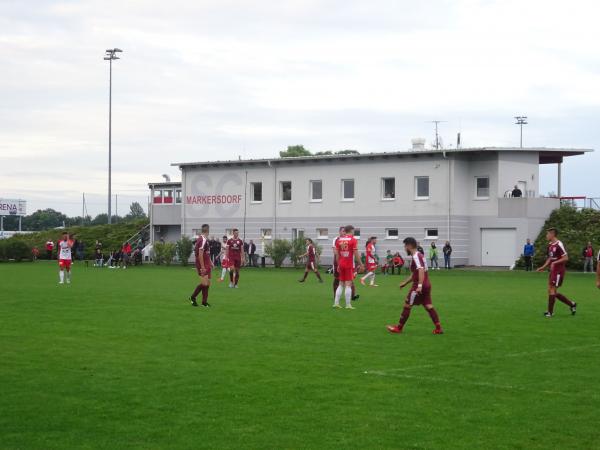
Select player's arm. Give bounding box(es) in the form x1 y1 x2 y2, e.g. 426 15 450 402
399 275 412 289
537 257 551 272
353 248 364 272
197 242 207 274
416 268 425 293
551 254 568 268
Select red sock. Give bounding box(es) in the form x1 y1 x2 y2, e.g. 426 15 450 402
399 306 412 327
191 284 202 299
548 295 556 314
426 307 441 328
555 293 574 307
201 285 209 304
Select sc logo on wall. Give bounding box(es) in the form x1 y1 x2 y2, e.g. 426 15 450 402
186 172 244 218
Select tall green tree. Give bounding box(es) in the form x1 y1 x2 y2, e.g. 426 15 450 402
125 202 147 221
279 145 312 158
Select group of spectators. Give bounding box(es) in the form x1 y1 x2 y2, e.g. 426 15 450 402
42 235 85 261
94 239 143 269
523 239 598 273
206 236 259 267
368 241 453 275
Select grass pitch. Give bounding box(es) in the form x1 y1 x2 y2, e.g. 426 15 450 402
1 263 599 449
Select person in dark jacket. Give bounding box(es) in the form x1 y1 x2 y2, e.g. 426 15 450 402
443 241 452 269
523 239 534 271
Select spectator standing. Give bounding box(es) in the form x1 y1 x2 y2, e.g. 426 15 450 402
71 235 79 261
45 240 54 259
95 248 104 267
392 252 404 274
429 242 439 270
243 241 250 266
523 239 535 271
121 242 132 269
583 242 594 273
32 247 39 261
511 185 523 197
249 240 257 266
443 241 452 269
416 242 424 255
596 249 600 289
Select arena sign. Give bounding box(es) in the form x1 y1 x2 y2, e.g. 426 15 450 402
0 198 26 216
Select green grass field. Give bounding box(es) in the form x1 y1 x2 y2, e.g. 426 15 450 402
1 263 599 449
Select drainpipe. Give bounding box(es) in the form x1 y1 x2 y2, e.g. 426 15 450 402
557 162 562 198
243 170 248 240
443 151 452 242
268 160 277 239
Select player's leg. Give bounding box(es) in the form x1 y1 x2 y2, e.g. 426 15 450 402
201 276 211 307
65 263 72 283
545 284 557 317
555 284 576 314
234 266 240 287
299 266 309 282
58 261 65 284
344 281 354 309
424 303 443 334
351 281 359 301
220 266 227 281
333 274 340 300
387 299 413 333
313 265 323 282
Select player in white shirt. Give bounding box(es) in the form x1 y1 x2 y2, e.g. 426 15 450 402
218 235 231 282
57 232 73 284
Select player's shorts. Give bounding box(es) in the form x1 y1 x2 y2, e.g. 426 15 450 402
366 263 378 272
196 263 212 279
58 259 72 270
221 258 231 269
230 257 241 269
406 287 432 306
306 260 316 271
337 265 355 282
549 268 565 287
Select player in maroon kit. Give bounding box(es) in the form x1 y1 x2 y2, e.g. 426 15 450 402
298 238 323 283
189 224 212 307
333 225 364 309
387 237 443 334
226 228 245 288
537 228 577 317
332 227 359 302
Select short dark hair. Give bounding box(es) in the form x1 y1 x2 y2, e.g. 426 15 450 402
233 228 239 232
339 226 345 232
403 237 417 247
547 227 558 236
306 238 313 244
222 235 228 240
344 225 354 233
201 224 209 231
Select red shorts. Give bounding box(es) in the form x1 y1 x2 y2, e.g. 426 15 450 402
337 265 355 282
230 257 241 269
59 259 72 270
306 260 316 271
406 287 432 306
549 268 565 287
366 263 377 272
221 258 231 269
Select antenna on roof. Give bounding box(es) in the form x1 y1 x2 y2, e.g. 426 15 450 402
428 120 446 150
515 116 528 148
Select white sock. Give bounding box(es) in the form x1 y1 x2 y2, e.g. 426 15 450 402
363 272 374 282
221 268 227 279
334 285 343 305
59 271 64 282
369 274 376 285
66 271 71 282
345 286 352 307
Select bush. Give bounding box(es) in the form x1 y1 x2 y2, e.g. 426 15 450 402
5 240 31 262
264 239 292 268
0 240 7 262
154 241 177 266
176 236 194 266
289 238 306 268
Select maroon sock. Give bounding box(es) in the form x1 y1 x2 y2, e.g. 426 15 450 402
555 293 575 307
351 283 356 298
191 284 202 300
333 279 339 297
399 306 412 326
316 272 322 281
235 272 239 285
201 285 210 304
426 307 441 328
301 271 308 281
229 271 233 282
548 295 556 314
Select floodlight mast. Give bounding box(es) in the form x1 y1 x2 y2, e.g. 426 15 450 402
514 116 528 148
104 48 123 224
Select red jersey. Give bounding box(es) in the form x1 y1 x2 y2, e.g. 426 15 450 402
195 235 212 268
548 240 567 270
335 235 357 269
227 238 244 260
366 243 376 265
410 252 430 287
307 244 316 262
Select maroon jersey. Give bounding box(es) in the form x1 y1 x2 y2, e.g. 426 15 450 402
548 240 567 270
227 238 244 260
410 252 431 288
307 244 316 262
195 235 212 270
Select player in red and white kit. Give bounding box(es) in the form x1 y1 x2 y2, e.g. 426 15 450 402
360 236 379 287
218 235 230 282
226 228 245 288
332 227 359 302
387 237 443 334
190 224 212 307
298 238 323 283
333 225 364 309
537 227 577 317
57 232 73 284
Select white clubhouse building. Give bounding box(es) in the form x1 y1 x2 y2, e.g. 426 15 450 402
148 145 591 267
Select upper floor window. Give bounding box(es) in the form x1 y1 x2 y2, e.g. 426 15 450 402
476 177 490 198
153 189 163 204
415 176 430 200
175 189 182 204
382 177 395 200
280 181 292 202
251 182 263 203
342 179 355 201
310 180 323 202
163 189 174 203
317 228 328 239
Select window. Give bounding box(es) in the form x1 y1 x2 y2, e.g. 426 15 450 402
260 228 272 239
175 189 182 204
310 180 322 202
251 182 263 203
354 228 361 239
280 181 292 202
386 228 399 239
317 228 328 239
426 229 438 239
163 189 173 203
476 177 490 198
382 178 395 200
153 189 163 204
342 179 355 201
415 176 430 199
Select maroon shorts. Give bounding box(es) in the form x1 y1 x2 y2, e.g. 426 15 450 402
196 261 212 278
549 268 565 287
306 260 316 271
59 259 72 270
230 257 242 269
406 287 432 306
337 265 355 282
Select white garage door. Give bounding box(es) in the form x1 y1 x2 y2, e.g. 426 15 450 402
481 228 517 266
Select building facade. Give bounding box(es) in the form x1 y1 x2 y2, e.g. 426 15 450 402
149 147 590 266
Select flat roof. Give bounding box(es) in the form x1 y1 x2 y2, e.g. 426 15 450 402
173 147 592 169
148 182 181 188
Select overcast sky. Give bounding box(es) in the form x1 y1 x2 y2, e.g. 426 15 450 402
1 0 599 217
